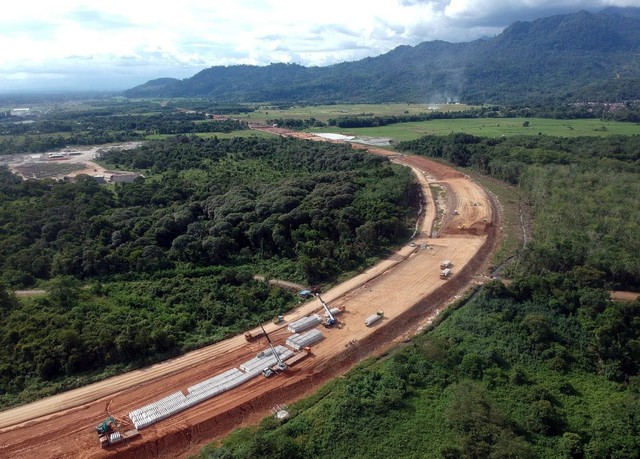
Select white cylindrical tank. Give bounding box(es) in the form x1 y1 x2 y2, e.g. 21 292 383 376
365 314 383 327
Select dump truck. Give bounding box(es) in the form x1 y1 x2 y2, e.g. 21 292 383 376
99 429 140 448
440 268 452 279
440 260 451 270
284 347 312 367
244 328 267 341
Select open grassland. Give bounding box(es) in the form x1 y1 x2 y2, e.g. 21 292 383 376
236 103 473 122
307 117 640 142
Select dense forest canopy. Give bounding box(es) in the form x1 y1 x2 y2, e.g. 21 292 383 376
125 9 640 104
1 135 415 287
0 135 416 407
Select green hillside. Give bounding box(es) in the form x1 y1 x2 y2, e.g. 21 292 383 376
125 9 640 104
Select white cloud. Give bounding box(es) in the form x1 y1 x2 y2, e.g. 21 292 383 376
0 0 639 91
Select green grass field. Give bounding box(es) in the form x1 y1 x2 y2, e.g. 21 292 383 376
236 103 473 123
305 117 640 142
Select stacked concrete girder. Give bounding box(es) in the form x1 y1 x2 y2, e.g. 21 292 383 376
286 329 324 351
128 346 293 430
287 314 322 333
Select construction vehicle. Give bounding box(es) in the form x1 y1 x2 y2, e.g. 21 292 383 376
440 260 451 270
440 268 452 279
316 294 338 327
285 346 312 367
244 327 266 341
96 416 140 448
96 416 117 436
99 428 140 448
260 324 287 377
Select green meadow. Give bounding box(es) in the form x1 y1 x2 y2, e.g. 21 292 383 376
307 117 640 142
236 103 473 123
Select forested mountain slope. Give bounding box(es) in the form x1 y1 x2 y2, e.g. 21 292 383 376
125 9 640 104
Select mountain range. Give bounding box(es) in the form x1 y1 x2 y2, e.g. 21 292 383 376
125 8 640 104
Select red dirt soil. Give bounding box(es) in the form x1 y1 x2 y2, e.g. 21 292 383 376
0 131 500 459
610 291 640 302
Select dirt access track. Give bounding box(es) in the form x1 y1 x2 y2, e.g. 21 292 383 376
0 129 500 459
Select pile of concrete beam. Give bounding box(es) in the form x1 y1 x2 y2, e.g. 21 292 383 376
239 345 294 373
286 329 324 351
287 314 322 333
128 346 294 430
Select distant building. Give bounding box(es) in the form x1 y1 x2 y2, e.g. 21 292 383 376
109 172 144 184
11 108 30 116
45 153 67 161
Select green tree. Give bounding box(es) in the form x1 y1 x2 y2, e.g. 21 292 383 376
47 276 81 308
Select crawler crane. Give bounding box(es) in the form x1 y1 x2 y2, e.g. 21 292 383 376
260 324 288 377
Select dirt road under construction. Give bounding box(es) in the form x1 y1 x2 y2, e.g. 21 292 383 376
0 128 500 458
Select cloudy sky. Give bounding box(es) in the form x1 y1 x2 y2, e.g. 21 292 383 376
1 0 638 92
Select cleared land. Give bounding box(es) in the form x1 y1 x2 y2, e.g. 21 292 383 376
0 131 498 459
6 143 142 181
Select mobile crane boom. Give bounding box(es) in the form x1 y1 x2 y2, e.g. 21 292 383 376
260 325 287 376
316 294 337 326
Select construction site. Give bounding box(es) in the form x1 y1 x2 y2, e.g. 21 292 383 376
0 130 499 458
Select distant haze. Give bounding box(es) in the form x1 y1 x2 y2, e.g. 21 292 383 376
2 0 640 93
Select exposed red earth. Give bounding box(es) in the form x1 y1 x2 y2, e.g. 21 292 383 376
0 129 500 458
610 291 640 302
